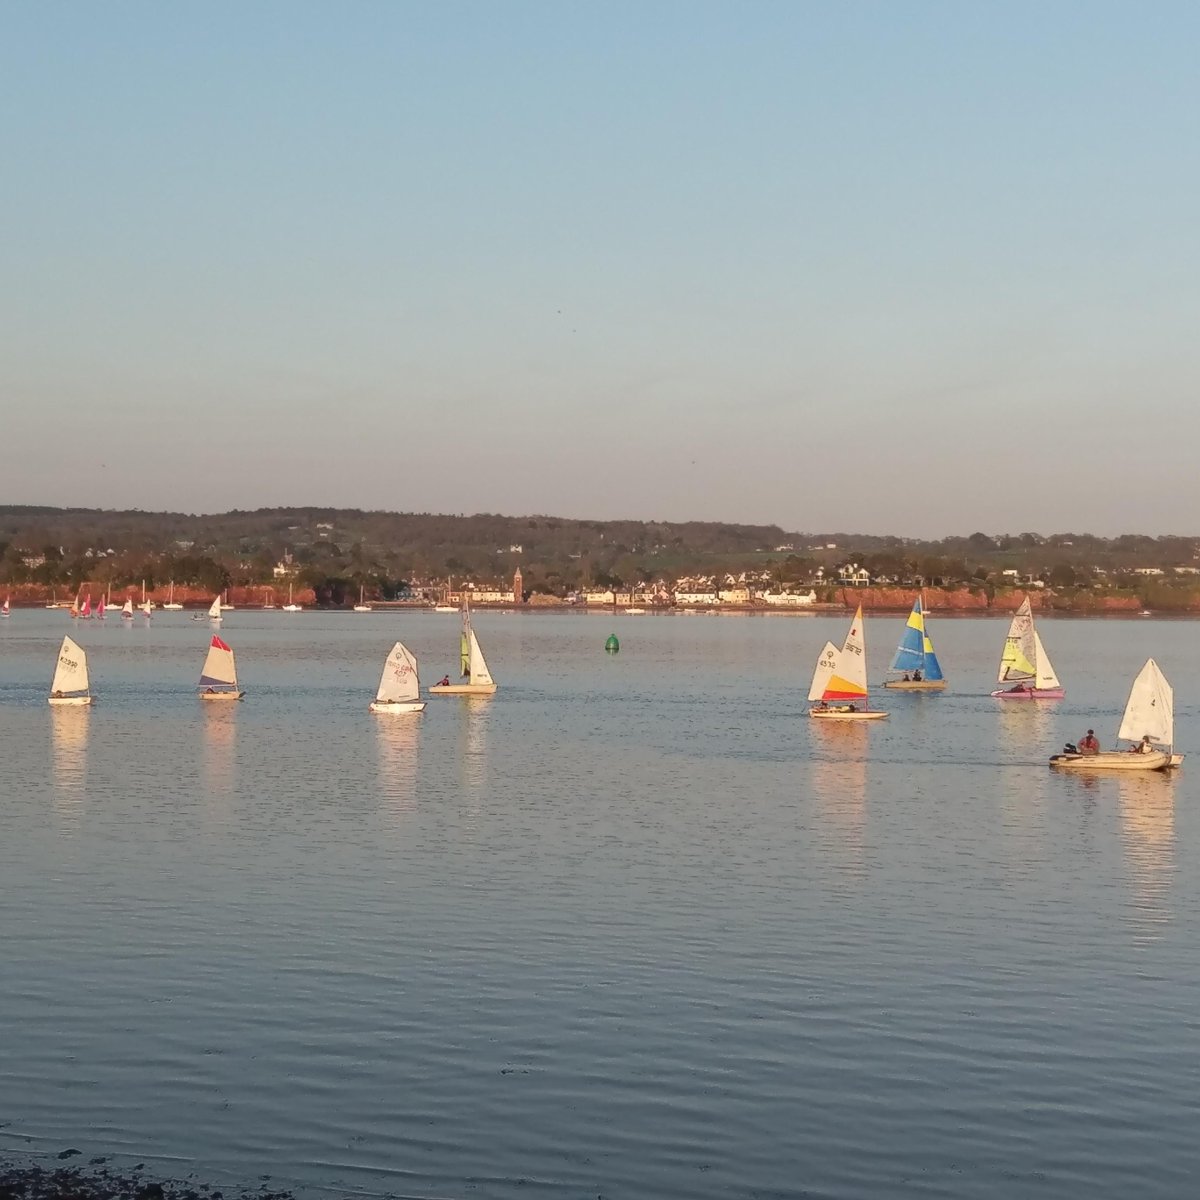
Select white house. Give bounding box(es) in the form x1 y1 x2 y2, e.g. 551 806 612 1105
758 590 817 607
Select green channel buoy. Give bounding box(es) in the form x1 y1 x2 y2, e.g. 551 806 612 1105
605 634 620 655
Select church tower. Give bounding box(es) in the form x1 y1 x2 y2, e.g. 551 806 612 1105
513 566 523 604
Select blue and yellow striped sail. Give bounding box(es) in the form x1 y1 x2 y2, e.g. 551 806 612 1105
889 598 944 681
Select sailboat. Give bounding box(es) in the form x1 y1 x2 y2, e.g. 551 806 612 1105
79 593 92 620
2 595 10 617
96 595 107 620
809 605 887 720
991 596 1063 699
883 596 946 690
207 594 223 620
369 641 426 714
140 580 155 613
353 584 372 613
198 634 245 701
282 582 302 612
220 590 235 611
49 635 93 706
1050 659 1180 771
163 581 184 611
121 598 134 620
430 596 497 694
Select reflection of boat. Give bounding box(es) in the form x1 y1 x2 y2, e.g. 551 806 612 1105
809 606 887 720
992 597 1063 699
49 635 93 706
1051 659 1179 772
370 641 426 714
1117 773 1175 940
883 596 946 690
430 596 498 695
50 704 90 811
198 635 245 701
375 713 420 815
809 723 868 875
202 702 237 795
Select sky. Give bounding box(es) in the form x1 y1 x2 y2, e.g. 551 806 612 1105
3 2 1198 537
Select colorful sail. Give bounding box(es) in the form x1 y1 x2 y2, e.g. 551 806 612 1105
376 641 421 704
997 598 1037 682
199 635 239 690
51 636 90 696
810 606 871 703
80 593 92 618
1118 658 1172 746
460 595 472 677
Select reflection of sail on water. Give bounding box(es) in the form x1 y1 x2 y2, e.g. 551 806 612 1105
202 703 238 797
1117 774 1175 943
808 723 868 880
50 707 90 819
375 716 421 816
994 700 1055 759
461 696 491 797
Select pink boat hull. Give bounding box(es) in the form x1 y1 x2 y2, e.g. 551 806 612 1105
991 686 1065 700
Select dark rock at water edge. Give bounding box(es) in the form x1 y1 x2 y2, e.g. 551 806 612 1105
0 1159 297 1200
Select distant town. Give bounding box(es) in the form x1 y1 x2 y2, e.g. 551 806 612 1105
2 505 1200 611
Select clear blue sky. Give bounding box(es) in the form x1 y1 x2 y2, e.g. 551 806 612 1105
3 2 1197 536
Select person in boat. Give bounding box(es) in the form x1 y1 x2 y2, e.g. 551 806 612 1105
52 690 63 698
437 675 451 687
205 687 215 694
912 669 922 682
902 673 910 682
817 700 829 710
1079 729 1100 755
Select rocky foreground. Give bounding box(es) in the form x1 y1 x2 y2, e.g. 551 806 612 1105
0 1156 295 1200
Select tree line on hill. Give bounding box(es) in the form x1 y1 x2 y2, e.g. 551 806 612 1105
0 507 1197 603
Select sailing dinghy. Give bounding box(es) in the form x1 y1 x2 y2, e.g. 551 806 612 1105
883 596 946 690
430 597 497 694
369 641 426 714
1 596 9 617
809 606 887 720
49 635 93 706
163 581 184 610
198 635 245 701
121 598 134 620
1050 659 1180 771
991 597 1063 699
207 595 223 621
96 596 107 620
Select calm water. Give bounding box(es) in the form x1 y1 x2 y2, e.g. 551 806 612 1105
1 609 1198 1198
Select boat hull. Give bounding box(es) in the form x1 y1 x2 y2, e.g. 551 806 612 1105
48 696 92 707
369 700 426 714
883 679 947 691
429 684 498 695
1050 750 1172 772
199 690 245 702
810 708 887 721
991 687 1064 700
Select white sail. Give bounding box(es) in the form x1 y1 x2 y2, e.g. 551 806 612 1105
376 641 420 703
121 598 134 617
199 635 238 689
807 641 840 702
51 636 89 696
1032 630 1060 690
1118 658 1173 746
208 595 223 619
468 629 494 687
